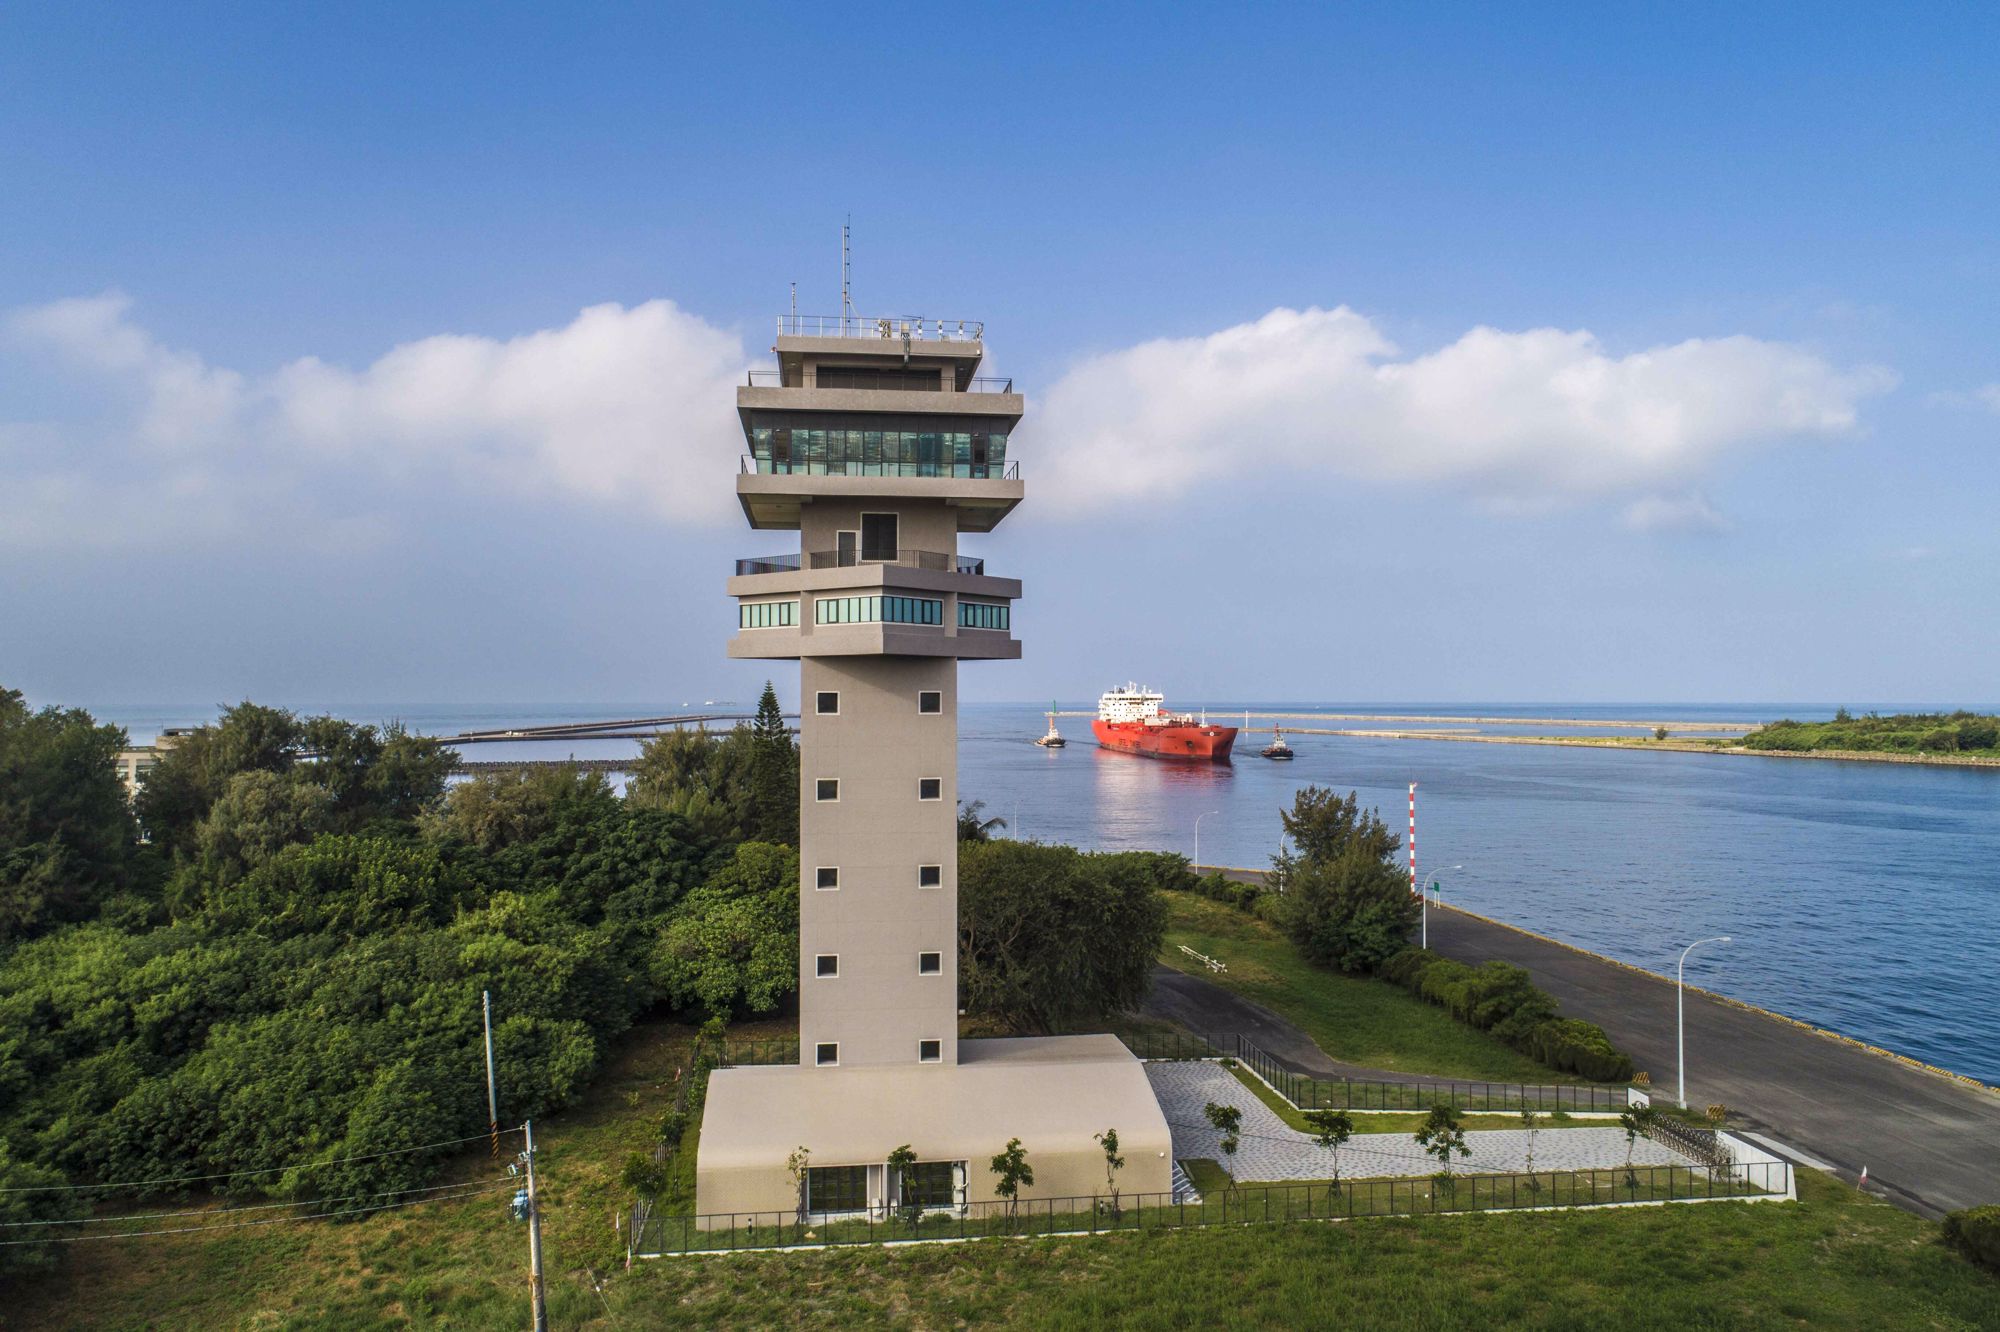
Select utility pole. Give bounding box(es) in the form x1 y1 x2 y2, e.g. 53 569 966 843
524 1119 548 1332
484 990 500 1158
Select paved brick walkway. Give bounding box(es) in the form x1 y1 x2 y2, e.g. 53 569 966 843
1146 1061 1690 1182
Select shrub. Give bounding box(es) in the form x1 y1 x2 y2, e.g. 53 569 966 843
1530 1018 1635 1082
1183 869 1265 913
1942 1205 2000 1271
1377 947 1630 1081
1956 720 1999 751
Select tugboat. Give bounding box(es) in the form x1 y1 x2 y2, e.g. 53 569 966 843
1035 701 1066 748
1260 726 1294 760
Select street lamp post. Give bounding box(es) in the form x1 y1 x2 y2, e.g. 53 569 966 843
1676 935 1732 1109
1420 865 1463 950
1194 809 1220 873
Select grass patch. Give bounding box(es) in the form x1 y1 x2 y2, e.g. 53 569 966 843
10 1022 1995 1329
1161 893 1589 1083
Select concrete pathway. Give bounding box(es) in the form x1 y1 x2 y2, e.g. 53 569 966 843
1145 1061 1684 1182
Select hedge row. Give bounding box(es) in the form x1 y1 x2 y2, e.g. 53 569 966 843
1943 1205 2000 1271
1381 948 1635 1082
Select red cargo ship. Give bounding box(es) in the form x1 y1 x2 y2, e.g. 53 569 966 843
1092 684 1238 762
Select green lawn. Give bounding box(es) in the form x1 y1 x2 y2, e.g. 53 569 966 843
11 1018 1995 1330
1160 892 1592 1083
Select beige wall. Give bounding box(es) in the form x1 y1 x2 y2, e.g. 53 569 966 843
695 1044 1176 1227
799 655 959 1068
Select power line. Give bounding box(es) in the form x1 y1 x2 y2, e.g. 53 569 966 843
0 1175 516 1228
0 1181 516 1246
0 1130 521 1195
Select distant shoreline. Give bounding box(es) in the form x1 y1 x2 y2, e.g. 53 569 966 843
1274 728 2000 769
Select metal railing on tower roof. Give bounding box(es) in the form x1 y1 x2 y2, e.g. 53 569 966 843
777 314 984 341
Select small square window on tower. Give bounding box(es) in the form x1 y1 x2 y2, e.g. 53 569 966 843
917 778 942 801
815 866 839 891
815 954 839 978
816 691 840 715
816 1042 839 1067
918 1039 943 1063
917 690 942 714
918 951 942 975
918 864 942 888
815 778 839 802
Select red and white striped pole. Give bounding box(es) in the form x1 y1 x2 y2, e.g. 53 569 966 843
1408 782 1418 896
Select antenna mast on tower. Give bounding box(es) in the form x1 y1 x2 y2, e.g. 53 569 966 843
841 217 853 330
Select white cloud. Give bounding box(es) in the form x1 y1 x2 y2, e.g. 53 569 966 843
3 295 1898 552
1977 383 2000 414
1034 306 1894 521
1621 492 1730 535
1 293 749 549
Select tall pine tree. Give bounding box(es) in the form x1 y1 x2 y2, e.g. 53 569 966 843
748 681 798 845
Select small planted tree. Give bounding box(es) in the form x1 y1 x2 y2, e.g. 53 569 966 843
1304 1108 1353 1204
1203 1101 1243 1193
989 1137 1034 1227
1094 1128 1125 1218
1517 1107 1543 1192
1415 1103 1469 1199
786 1145 811 1226
886 1143 918 1225
1618 1104 1658 1189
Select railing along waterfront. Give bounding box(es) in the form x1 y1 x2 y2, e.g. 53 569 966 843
745 370 1014 393
630 1160 1790 1257
740 454 1019 481
1132 1031 1630 1113
777 314 983 341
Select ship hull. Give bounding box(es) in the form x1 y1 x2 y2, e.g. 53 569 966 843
1092 719 1238 762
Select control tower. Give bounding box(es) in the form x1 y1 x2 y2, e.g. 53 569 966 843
697 311 1168 1227
728 314 1023 1070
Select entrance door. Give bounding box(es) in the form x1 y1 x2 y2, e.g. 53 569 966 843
836 530 857 567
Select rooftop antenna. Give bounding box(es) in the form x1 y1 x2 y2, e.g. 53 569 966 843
841 217 853 329
790 281 797 320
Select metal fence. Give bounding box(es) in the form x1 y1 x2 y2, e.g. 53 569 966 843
1229 1036 1629 1113
720 1038 801 1067
1124 1030 1629 1113
629 1160 1790 1257
1645 1115 1733 1168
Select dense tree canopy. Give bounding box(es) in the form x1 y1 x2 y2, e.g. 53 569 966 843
958 842 1170 1031
1269 787 1418 973
0 688 148 943
0 691 785 1242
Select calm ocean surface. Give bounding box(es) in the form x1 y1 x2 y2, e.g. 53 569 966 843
98 700 2000 1085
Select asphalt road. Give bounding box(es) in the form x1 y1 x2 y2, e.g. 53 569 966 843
1164 875 2000 1217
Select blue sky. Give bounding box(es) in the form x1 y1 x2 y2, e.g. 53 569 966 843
4 3 1997 711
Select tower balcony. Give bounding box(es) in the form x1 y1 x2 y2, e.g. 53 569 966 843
727 557 1021 662
735 459 1023 533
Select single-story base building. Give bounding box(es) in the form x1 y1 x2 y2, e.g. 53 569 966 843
695 1034 1173 1227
